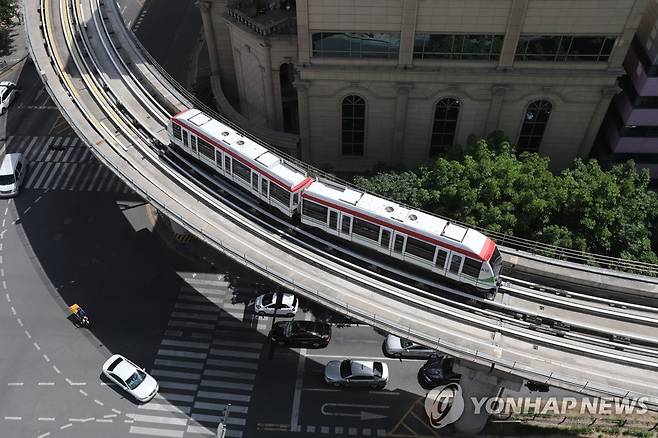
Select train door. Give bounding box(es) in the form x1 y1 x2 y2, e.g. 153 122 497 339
339 214 352 241
182 130 189 149
224 155 232 180
261 178 269 203
329 210 338 233
392 234 405 259
379 229 392 254
191 135 198 156
435 249 448 275
445 253 463 282
251 171 259 195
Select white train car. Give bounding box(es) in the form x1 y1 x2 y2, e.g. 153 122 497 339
301 178 503 293
169 109 312 216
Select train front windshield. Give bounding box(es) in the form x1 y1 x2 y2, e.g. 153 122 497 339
490 247 503 279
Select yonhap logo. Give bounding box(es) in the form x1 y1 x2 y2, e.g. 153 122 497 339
424 383 465 429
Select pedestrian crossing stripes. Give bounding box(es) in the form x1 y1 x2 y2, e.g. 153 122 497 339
125 274 267 438
5 135 133 194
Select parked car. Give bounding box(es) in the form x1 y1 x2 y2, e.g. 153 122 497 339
269 320 331 348
324 359 389 389
0 81 18 114
254 292 298 317
102 354 159 402
384 334 439 359
417 356 461 389
0 153 26 198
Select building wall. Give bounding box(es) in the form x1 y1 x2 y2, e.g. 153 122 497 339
209 0 650 173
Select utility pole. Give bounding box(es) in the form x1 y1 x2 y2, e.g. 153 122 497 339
216 403 231 438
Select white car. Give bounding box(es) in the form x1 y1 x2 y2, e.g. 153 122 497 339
0 81 18 114
384 334 439 359
102 354 159 402
254 292 298 317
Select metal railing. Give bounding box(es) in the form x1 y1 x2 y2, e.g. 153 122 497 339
114 0 658 278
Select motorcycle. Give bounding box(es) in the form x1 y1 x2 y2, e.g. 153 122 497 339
69 303 91 328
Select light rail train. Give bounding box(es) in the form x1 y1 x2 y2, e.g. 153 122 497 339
168 109 503 295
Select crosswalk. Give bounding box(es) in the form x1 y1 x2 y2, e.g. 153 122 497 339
5 135 133 194
126 274 267 438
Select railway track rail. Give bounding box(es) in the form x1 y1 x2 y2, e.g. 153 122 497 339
26 0 658 409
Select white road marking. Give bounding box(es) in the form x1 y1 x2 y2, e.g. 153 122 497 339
24 329 31 339
79 389 88 396
128 426 184 437
52 365 61 374
60 423 73 430
7 382 24 386
137 403 190 414
103 414 117 418
38 417 55 421
37 432 50 438
4 416 22 420
16 318 22 327
291 313 310 431
65 378 85 386
1 268 4 276
111 408 122 415
5 292 9 301
94 399 104 406
10 306 15 315
96 419 113 423
126 413 188 426
38 382 55 386
33 341 40 350
43 354 50 362
69 417 94 422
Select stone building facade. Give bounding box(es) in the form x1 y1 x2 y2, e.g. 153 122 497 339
200 0 649 173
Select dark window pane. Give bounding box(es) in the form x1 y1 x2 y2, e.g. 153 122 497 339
352 218 380 241
404 237 435 261
430 98 460 157
302 200 328 223
342 95 366 156
515 35 616 62
270 183 291 206
233 159 250 182
517 100 552 152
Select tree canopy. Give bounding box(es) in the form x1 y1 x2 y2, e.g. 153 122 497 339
353 132 658 264
0 0 16 29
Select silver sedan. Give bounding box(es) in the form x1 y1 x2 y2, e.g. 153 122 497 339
384 334 439 359
324 359 389 389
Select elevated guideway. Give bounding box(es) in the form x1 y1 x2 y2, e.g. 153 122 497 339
23 0 658 423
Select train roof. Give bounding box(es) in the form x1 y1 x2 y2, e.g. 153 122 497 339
173 109 310 192
304 179 496 261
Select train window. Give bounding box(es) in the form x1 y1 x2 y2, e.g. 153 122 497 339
224 155 231 174
341 215 351 234
233 159 251 182
197 137 215 161
261 178 269 196
405 236 436 261
251 171 259 191
302 200 328 223
270 183 291 206
352 218 380 241
435 249 448 269
449 255 462 274
182 130 189 147
172 124 182 140
380 229 391 248
462 257 482 278
329 211 338 229
393 235 405 253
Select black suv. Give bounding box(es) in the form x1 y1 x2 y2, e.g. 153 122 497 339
418 356 461 389
269 320 332 348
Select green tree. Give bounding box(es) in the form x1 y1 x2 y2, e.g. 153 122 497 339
354 133 658 263
0 0 16 29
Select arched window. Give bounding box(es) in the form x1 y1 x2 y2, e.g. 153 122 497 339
341 95 366 156
517 100 552 152
430 98 460 157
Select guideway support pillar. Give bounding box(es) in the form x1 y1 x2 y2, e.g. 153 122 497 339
451 362 524 435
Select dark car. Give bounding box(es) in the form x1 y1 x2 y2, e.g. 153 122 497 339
418 356 461 389
269 320 331 348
